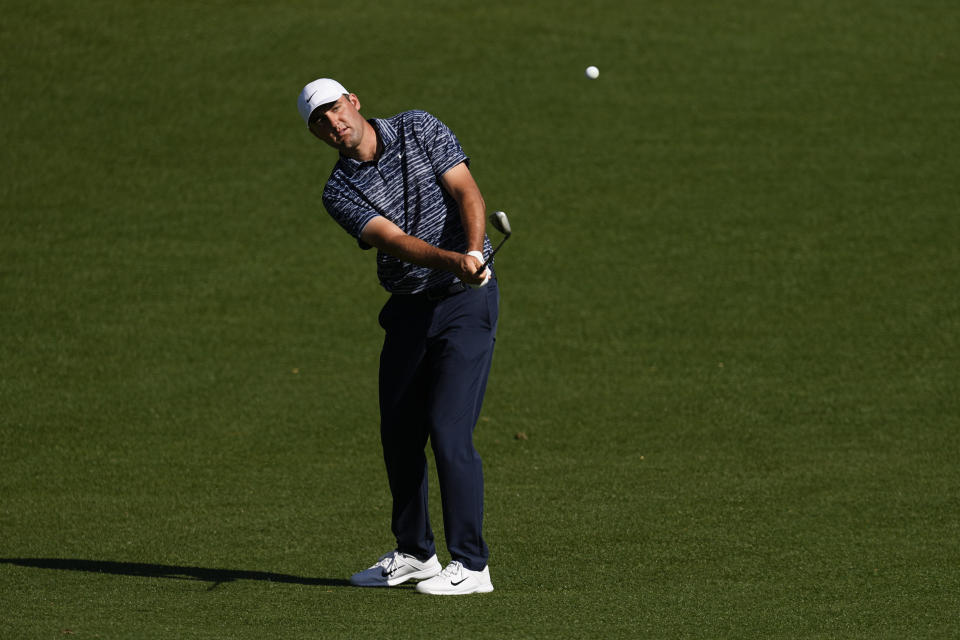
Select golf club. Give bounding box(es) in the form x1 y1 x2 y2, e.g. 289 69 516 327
475 210 512 275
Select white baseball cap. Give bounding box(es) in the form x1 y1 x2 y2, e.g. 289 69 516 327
297 78 349 124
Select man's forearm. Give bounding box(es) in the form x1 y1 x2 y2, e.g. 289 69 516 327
375 231 462 272
440 162 487 253
360 215 485 283
458 189 487 253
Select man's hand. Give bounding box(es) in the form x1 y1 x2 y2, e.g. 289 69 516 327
463 251 491 288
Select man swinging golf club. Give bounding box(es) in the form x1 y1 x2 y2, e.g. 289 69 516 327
298 78 505 595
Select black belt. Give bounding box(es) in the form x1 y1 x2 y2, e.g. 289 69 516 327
422 281 468 301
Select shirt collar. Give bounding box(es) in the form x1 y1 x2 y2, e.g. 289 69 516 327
337 118 396 176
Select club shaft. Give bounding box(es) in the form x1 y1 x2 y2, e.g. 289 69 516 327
475 235 510 275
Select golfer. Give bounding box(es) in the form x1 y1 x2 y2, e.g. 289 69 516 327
298 78 498 595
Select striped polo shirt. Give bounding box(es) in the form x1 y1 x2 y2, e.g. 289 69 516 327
321 110 492 294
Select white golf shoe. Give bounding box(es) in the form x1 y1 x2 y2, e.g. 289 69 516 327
349 550 442 587
415 560 494 595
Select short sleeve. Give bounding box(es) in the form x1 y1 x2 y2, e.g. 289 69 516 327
411 111 470 177
322 183 377 250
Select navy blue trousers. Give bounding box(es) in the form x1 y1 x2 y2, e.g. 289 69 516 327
377 279 498 571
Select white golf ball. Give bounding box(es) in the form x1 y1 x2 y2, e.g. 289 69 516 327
585 65 600 79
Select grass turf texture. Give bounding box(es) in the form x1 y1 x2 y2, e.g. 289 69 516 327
2 0 959 637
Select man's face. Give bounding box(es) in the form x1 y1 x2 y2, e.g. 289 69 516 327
308 94 366 154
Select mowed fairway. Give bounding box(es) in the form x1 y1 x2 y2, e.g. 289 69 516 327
2 0 959 637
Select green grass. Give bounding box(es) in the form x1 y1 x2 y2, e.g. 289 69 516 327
3 0 959 637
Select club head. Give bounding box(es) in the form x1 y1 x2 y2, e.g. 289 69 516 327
490 210 512 236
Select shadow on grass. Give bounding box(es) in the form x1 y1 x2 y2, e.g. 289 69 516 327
0 558 351 590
